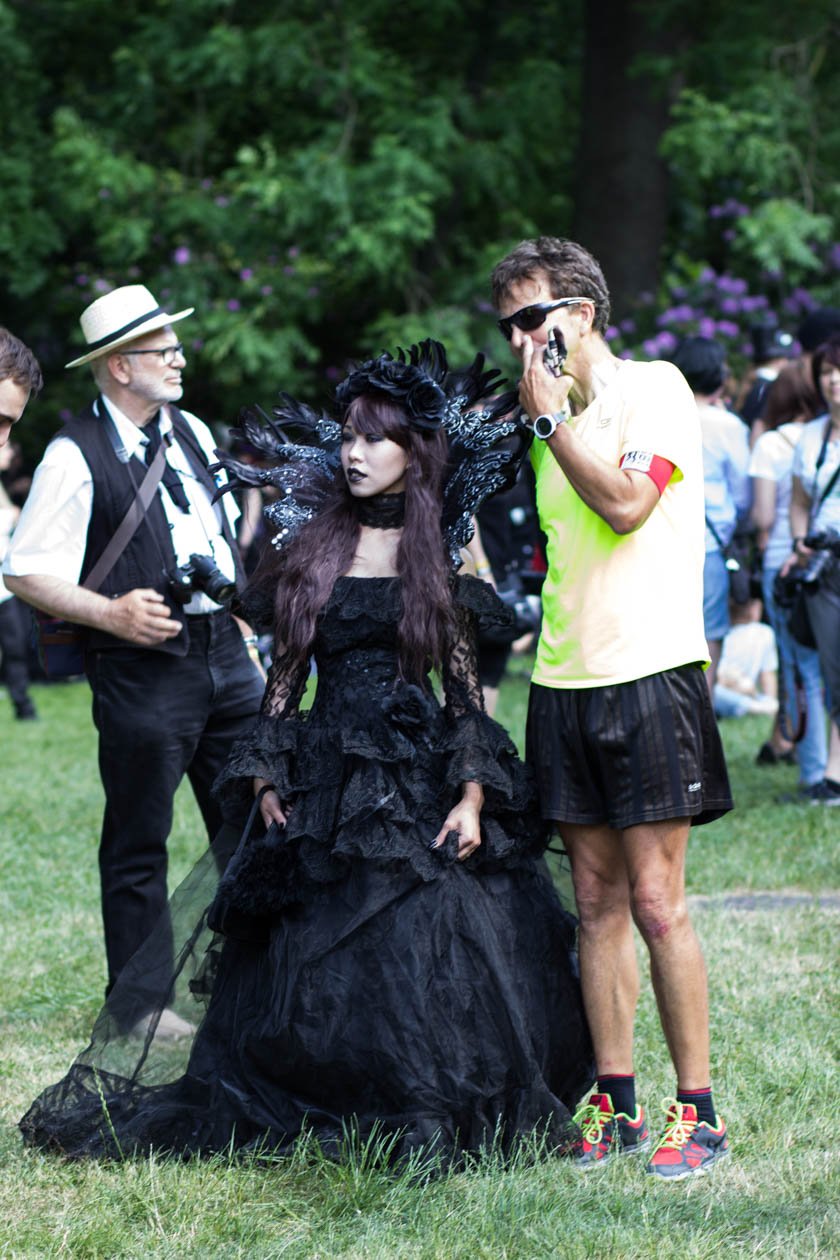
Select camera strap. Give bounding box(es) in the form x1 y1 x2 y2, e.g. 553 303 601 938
703 514 739 565
82 433 170 593
807 420 840 532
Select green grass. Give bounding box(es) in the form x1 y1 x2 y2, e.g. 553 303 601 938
1 674 838 1258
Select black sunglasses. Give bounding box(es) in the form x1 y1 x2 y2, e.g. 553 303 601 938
497 297 586 342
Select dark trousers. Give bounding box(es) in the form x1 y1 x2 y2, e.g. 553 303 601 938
0 595 35 715
86 612 264 992
806 558 840 724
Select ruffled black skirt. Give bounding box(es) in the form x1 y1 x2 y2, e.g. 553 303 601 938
20 845 592 1166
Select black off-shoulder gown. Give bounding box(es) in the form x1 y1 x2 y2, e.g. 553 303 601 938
20 577 593 1165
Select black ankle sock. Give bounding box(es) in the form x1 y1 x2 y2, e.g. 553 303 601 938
597 1074 636 1117
677 1087 716 1126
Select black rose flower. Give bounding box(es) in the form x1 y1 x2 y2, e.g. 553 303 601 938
406 379 447 432
367 357 412 393
381 683 438 732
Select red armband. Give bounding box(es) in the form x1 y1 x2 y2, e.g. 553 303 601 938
619 451 675 496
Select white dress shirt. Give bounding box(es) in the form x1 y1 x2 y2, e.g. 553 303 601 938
4 399 240 615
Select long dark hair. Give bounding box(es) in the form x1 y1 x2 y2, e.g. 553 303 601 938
252 393 453 681
812 333 840 408
762 361 821 431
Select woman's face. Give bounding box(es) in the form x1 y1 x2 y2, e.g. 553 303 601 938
819 360 840 412
341 421 409 497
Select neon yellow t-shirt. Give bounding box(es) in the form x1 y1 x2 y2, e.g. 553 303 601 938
532 359 709 688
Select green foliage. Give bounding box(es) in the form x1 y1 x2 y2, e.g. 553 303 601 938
733 199 833 276
662 88 802 192
659 4 840 293
3 0 840 460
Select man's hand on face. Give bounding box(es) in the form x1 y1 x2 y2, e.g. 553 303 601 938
105 588 182 646
519 334 575 423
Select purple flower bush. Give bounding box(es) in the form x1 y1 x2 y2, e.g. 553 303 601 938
605 264 838 372
608 195 840 374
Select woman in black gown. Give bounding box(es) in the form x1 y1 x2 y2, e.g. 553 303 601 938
20 342 593 1166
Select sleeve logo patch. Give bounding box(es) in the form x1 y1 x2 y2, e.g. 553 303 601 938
620 450 654 473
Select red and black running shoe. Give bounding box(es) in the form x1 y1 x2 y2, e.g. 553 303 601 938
572 1091 650 1169
646 1099 730 1181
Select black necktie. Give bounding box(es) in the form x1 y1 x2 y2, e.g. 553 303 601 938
144 420 190 512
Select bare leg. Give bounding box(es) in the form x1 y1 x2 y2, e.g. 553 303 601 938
623 818 710 1089
561 822 639 1076
706 639 721 694
826 720 840 782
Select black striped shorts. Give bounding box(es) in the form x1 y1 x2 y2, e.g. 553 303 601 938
526 663 733 831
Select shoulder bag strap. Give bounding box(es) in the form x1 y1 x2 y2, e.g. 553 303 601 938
81 438 169 592
704 513 727 553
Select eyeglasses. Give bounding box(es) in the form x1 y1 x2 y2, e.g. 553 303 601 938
120 343 185 366
497 298 587 342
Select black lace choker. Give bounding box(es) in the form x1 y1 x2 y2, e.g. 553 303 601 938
356 493 406 529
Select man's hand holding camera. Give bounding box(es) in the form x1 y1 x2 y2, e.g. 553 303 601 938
519 331 574 428
103 588 181 646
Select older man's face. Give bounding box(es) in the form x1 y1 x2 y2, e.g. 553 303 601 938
113 327 187 409
0 378 30 446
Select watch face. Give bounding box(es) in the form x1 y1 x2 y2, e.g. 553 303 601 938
534 414 555 439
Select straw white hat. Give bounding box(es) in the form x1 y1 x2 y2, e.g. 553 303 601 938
65 284 194 369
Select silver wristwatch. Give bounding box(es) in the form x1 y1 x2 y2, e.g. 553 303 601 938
532 411 569 440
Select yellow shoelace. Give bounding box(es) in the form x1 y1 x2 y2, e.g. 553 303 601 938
653 1098 695 1152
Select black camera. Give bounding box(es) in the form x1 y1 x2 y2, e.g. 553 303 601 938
481 571 542 644
801 530 840 586
167 553 236 606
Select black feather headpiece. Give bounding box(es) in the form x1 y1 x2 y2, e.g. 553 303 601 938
214 339 529 569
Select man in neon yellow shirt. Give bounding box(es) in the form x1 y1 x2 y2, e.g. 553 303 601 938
492 237 733 1181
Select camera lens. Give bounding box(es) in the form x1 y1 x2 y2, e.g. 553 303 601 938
186 554 236 605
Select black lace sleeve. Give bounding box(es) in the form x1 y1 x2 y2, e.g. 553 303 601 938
441 601 486 720
434 578 546 868
260 648 310 719
213 648 311 819
437 577 521 789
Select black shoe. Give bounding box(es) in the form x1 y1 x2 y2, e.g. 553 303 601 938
808 778 840 807
14 704 37 721
756 742 795 766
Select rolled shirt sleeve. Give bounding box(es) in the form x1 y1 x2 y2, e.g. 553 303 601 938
3 438 92 583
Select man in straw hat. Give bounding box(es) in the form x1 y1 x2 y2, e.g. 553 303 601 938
5 286 264 1026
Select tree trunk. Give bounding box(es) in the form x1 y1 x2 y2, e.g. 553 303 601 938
571 0 682 321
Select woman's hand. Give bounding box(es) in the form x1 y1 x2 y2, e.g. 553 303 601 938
254 777 290 828
430 784 484 861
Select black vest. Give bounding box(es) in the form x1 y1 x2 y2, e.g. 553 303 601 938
61 401 243 655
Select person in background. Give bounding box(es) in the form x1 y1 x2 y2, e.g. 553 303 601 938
749 361 828 792
713 597 778 719
0 329 42 718
737 322 797 442
787 334 840 806
0 445 37 719
0 327 42 448
670 336 751 693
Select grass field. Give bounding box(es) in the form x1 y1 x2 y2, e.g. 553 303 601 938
0 670 838 1258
